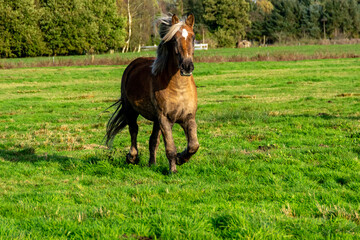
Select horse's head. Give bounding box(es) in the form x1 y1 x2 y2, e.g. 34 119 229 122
172 14 195 76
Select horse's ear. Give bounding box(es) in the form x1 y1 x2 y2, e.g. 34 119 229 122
172 14 180 25
185 14 195 28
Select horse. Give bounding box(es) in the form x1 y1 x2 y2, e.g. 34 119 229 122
105 14 199 173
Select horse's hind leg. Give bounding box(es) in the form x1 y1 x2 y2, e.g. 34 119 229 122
148 121 161 166
177 118 199 165
126 110 140 164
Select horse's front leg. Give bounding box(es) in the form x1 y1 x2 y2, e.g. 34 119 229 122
177 118 199 165
159 115 177 173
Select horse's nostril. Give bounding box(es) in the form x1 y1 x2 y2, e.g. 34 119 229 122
190 62 194 72
185 63 191 71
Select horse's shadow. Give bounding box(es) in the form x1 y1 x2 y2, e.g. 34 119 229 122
0 147 171 175
0 147 72 165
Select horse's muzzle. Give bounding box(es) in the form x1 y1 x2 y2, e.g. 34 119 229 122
180 71 192 76
180 59 194 76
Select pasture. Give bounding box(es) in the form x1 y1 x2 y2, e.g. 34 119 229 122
0 57 360 239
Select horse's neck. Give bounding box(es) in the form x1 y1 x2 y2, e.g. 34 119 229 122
164 50 180 77
162 51 193 91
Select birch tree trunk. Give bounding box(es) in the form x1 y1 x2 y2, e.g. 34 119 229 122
122 0 131 53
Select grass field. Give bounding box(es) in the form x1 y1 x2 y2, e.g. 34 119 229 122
1 57 360 239
1 44 360 69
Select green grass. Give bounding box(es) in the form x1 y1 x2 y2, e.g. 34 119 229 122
1 58 360 239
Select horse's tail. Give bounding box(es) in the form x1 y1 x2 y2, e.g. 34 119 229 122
105 98 127 147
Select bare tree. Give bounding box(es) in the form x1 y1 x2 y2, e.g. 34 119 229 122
122 0 132 53
121 0 159 52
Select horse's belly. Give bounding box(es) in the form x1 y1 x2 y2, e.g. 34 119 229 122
131 98 157 121
123 61 157 121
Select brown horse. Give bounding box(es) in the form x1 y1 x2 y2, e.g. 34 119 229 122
105 14 199 173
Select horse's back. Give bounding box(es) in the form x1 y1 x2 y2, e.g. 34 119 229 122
122 57 157 120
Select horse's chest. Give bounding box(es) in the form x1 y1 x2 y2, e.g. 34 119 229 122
155 86 197 122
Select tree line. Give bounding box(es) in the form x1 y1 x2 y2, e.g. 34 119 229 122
248 0 360 44
0 0 126 57
1 0 360 58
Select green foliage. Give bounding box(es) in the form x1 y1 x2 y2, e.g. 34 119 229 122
203 0 250 47
247 0 360 43
1 53 360 238
1 0 360 57
39 0 126 55
183 0 205 23
323 0 360 38
266 0 302 42
299 3 322 39
0 0 49 57
162 0 360 45
0 0 125 57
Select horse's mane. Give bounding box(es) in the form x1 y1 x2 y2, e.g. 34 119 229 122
151 16 185 76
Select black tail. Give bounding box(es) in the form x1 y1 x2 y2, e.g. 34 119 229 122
105 99 128 147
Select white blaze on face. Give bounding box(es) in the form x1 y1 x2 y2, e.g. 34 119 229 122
182 29 188 40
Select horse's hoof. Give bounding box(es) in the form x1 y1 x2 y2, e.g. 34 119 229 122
176 153 188 165
176 157 184 165
126 153 140 164
169 169 178 174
